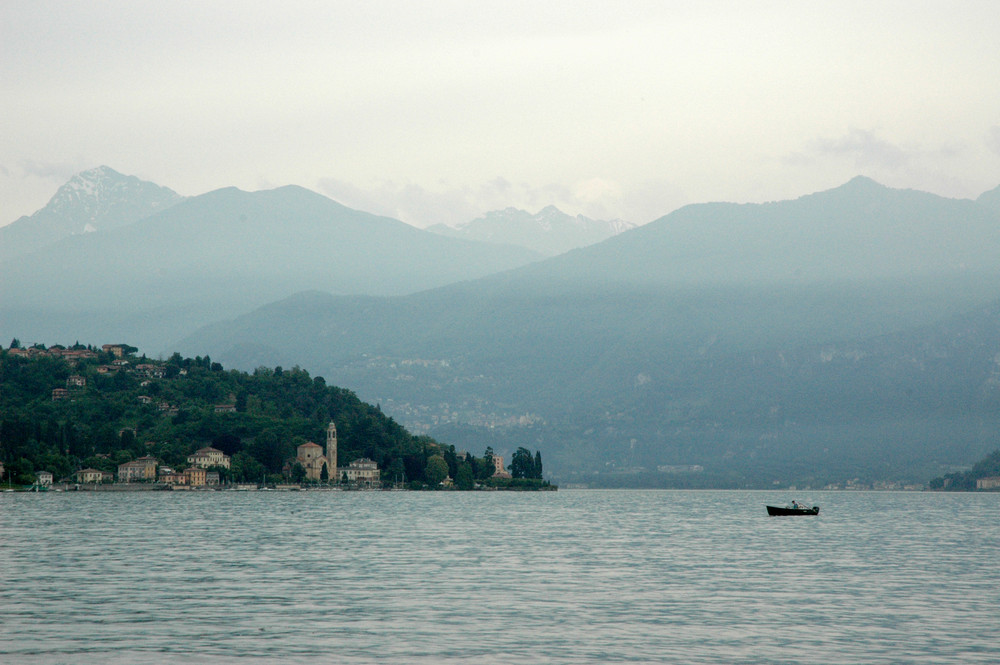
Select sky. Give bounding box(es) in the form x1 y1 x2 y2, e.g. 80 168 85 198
2 1 999 228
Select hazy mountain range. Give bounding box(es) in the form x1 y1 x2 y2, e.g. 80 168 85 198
4 167 1000 487
426 206 635 256
0 169 542 350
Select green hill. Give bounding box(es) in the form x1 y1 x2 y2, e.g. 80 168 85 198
0 343 529 489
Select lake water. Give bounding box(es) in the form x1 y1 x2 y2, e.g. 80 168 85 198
2 490 998 664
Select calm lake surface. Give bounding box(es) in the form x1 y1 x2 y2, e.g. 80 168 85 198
2 490 998 664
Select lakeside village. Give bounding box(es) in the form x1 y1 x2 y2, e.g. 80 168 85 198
2 342 551 493
4 421 515 492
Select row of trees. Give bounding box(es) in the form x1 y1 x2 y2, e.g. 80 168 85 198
0 346 551 490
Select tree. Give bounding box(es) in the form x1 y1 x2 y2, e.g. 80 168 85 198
455 462 474 490
425 455 449 487
478 446 496 480
212 433 242 456
509 447 535 479
232 452 265 483
533 450 543 479
386 458 406 486
443 446 458 479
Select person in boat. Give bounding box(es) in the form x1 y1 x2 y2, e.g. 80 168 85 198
791 500 799 509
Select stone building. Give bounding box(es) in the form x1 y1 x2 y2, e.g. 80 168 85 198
296 442 329 481
292 421 339 482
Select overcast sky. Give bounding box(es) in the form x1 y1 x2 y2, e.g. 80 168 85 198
2 1 999 228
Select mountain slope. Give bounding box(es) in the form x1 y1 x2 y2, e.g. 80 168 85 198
977 183 1000 214
497 176 1000 288
1 181 542 351
177 178 1000 486
0 166 183 263
427 205 635 256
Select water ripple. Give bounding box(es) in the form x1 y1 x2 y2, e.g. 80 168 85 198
2 490 998 664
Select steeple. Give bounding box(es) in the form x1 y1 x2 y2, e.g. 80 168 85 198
326 421 338 478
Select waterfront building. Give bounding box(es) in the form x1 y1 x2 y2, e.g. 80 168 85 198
118 456 159 482
326 421 337 477
187 447 231 469
75 468 106 484
184 467 207 487
340 458 381 487
976 476 1000 490
292 421 339 482
296 441 329 481
159 469 186 486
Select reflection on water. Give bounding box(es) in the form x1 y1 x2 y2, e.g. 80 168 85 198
2 490 998 664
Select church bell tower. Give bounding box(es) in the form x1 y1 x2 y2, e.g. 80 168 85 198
326 421 338 478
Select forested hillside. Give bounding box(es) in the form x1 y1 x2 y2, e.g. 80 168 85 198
0 343 541 489
930 449 1000 490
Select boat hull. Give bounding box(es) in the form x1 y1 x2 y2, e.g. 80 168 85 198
766 505 819 516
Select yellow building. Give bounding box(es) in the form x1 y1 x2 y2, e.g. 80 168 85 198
184 467 207 487
118 456 159 482
75 468 106 483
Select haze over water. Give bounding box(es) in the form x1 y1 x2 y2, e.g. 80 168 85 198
3 490 998 664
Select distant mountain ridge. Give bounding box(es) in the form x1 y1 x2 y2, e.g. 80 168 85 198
177 177 1000 487
0 166 183 263
0 176 541 351
426 205 635 256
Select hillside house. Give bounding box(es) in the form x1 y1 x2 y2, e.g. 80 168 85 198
134 364 165 379
102 344 128 358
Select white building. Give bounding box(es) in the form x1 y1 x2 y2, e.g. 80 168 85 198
187 447 231 469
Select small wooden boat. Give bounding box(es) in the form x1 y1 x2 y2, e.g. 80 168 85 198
766 504 819 516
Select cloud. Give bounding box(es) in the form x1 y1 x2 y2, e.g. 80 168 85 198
806 128 963 173
16 159 85 183
987 126 1000 157
813 129 911 170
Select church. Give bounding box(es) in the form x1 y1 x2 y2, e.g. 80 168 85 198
293 421 338 481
